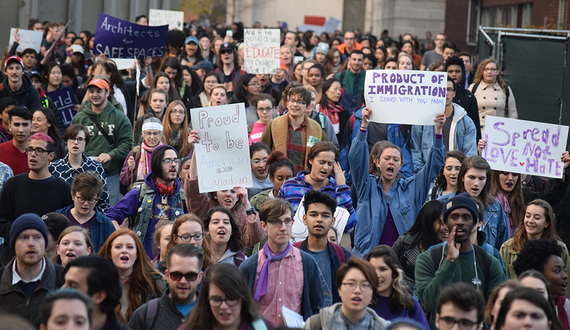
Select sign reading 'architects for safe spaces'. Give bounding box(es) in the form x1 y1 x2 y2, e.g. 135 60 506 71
244 29 280 74
190 103 252 193
365 70 447 126
482 116 569 178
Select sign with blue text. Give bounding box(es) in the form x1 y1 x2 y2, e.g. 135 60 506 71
482 116 569 178
93 13 168 59
190 103 252 193
46 87 77 128
365 70 447 125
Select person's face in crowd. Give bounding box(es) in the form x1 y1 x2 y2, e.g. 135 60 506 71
32 111 51 134
200 37 211 51
310 32 319 46
460 55 473 72
88 87 108 108
269 165 293 193
143 129 161 148
213 39 223 55
61 74 74 88
176 220 204 247
215 189 238 210
524 204 548 239
435 34 446 49
57 231 92 268
308 68 322 87
163 68 177 84
156 76 171 92
31 76 42 90
39 298 90 330
178 160 191 181
48 66 62 87
221 49 234 66
261 209 293 251
303 202 335 239
5 62 24 85
435 302 479 330
185 42 198 57
375 48 385 64
28 138 54 172
374 147 402 184
62 266 90 294
368 257 393 297
360 39 370 49
64 33 75 47
182 69 192 87
338 268 374 317
158 224 173 261
442 47 455 62
362 48 372 56
498 171 518 193
22 53 37 68
137 17 148 26
280 47 292 65
384 60 398 70
344 32 356 48
256 99 274 124
287 93 308 119
15 229 45 267
73 39 84 47
33 22 44 31
89 38 95 51
402 43 413 55
520 276 549 301
331 39 340 48
207 211 232 247
210 87 227 106
543 255 568 296
483 62 499 84
72 188 97 216
309 150 335 182
433 214 449 242
332 51 342 66
362 57 374 71
445 208 475 245
284 32 297 47
251 149 269 180
165 255 203 305
246 77 260 95
110 234 138 273
294 64 303 81
160 149 179 182
327 228 337 243
463 168 487 198
443 157 461 190
315 52 326 64
301 62 313 83
398 56 413 70
10 115 32 144
447 64 462 85
490 287 513 325
67 130 86 157
169 104 186 127
445 80 455 106
349 54 364 73
209 283 242 329
150 93 166 116
501 299 551 330
79 32 88 45
204 75 218 95
256 74 269 88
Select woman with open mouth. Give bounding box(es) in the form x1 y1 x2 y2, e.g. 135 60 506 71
248 143 273 199
208 84 228 107
53 226 94 268
427 150 466 201
204 207 246 267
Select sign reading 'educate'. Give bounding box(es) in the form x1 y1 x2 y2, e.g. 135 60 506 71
244 29 280 74
482 116 569 178
93 13 168 59
365 70 447 125
190 103 252 193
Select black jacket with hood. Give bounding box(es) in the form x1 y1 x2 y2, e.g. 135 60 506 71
446 58 482 141
0 74 41 111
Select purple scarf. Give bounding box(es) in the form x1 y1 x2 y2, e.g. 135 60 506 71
254 241 291 301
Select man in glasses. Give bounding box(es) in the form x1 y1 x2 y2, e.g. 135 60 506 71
435 283 485 330
0 132 72 264
128 244 203 330
107 145 187 258
215 42 245 99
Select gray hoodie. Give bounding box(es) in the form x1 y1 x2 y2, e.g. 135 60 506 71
303 303 390 330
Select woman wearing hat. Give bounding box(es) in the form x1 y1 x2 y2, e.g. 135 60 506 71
181 35 204 67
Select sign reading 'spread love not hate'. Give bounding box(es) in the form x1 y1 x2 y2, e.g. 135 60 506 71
365 70 447 125
244 29 280 74
93 13 168 59
190 103 252 193
482 116 569 178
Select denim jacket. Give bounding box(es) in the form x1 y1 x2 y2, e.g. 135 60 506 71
56 205 115 252
349 130 445 258
411 103 477 174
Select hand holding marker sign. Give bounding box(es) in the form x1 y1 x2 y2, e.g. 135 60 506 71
482 116 569 178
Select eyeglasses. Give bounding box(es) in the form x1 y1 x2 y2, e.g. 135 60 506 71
248 83 260 87
75 195 97 205
25 147 52 155
162 158 182 166
257 107 274 112
341 282 373 292
288 99 306 105
252 159 267 165
484 68 498 72
68 137 86 143
438 316 479 330
265 219 293 227
446 88 455 92
171 110 185 115
169 271 199 282
208 296 240 307
176 233 204 242
219 50 233 55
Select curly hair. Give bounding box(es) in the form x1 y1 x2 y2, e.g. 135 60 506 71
203 206 244 253
513 238 563 276
267 150 295 179
473 58 507 93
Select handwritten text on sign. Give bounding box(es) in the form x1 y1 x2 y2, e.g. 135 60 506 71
244 29 280 74
365 70 447 125
149 9 184 30
46 87 77 128
93 13 168 59
482 116 569 178
9 28 43 52
190 103 252 193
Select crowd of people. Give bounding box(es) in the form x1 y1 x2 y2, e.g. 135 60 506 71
0 14 568 330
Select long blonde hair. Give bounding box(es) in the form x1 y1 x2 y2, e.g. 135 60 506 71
162 100 191 157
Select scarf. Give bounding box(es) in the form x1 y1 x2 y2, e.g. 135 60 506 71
136 141 163 180
254 241 291 301
320 102 344 134
556 295 570 330
496 191 515 236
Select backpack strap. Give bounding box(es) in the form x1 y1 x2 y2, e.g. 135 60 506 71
331 243 346 264
430 244 444 272
145 298 160 330
340 70 347 87
86 113 116 149
503 84 510 117
471 82 480 95
317 113 326 130
473 245 490 289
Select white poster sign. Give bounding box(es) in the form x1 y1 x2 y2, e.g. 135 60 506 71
149 9 184 30
109 58 136 70
365 70 447 125
482 116 569 178
9 28 43 52
244 29 280 74
190 103 252 193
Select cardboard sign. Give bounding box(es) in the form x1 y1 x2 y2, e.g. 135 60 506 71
109 58 136 70
365 70 447 125
148 9 184 30
244 29 280 74
93 13 168 59
46 87 77 128
482 116 569 178
190 103 252 193
9 28 43 52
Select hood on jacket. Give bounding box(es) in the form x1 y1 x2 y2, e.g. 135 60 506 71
2 72 35 96
315 303 391 329
445 57 467 89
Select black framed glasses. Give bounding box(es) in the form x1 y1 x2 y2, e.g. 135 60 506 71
169 271 199 282
266 219 293 227
162 158 182 166
25 147 52 155
438 316 479 330
68 137 86 143
208 296 240 307
341 282 373 292
176 233 204 242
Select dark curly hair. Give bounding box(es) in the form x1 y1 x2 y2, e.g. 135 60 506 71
513 238 563 276
202 206 244 253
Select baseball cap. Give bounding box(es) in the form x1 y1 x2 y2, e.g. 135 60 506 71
5 55 25 69
70 44 84 55
87 77 109 91
219 42 236 52
191 61 214 73
185 36 199 45
27 71 42 79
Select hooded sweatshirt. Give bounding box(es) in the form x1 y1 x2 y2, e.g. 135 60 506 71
303 303 390 330
0 73 41 111
447 60 482 140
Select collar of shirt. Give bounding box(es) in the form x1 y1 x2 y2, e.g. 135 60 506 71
288 117 306 129
12 256 46 285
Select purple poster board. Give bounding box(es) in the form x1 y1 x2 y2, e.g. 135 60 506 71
46 87 77 128
93 13 168 59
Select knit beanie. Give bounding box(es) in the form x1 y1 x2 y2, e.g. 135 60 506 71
9 213 49 252
443 192 479 223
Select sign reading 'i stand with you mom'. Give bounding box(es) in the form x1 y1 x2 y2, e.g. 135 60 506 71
482 116 569 178
93 13 168 59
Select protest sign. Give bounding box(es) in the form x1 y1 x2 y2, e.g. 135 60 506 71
149 9 184 30
190 103 252 193
93 13 168 59
244 29 280 74
109 58 136 70
9 28 43 52
46 87 77 128
365 70 447 125
482 116 569 178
